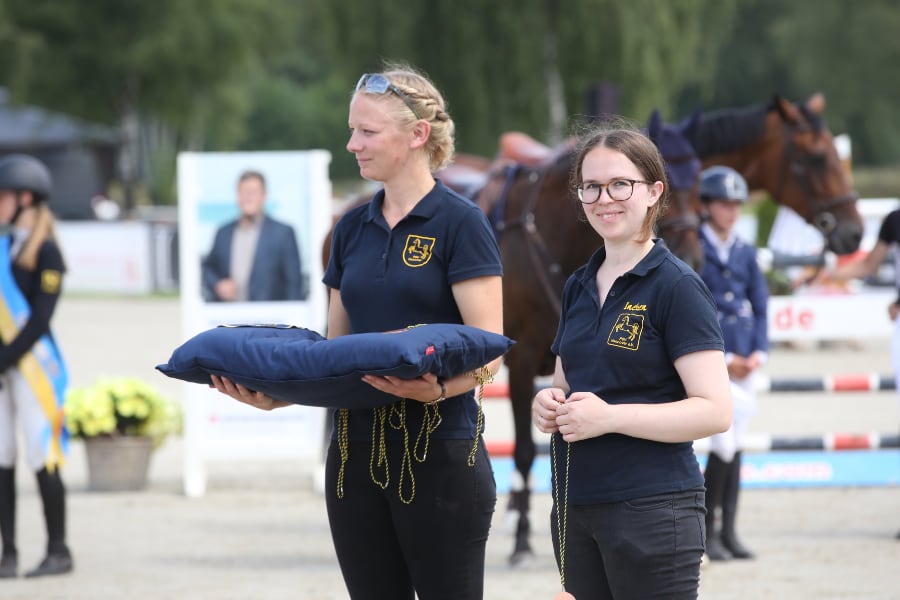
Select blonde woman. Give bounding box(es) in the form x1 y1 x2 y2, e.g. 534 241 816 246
212 64 503 600
0 154 72 578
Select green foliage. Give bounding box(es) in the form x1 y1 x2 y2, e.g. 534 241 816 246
65 377 182 449
753 196 780 248
2 0 899 201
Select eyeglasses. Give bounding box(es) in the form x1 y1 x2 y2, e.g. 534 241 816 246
576 178 652 204
355 73 422 120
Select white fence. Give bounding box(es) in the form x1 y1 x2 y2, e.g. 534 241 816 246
57 220 177 295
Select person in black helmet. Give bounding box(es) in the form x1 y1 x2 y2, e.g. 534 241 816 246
697 165 768 562
0 154 73 578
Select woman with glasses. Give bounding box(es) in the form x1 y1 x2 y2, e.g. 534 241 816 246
212 63 502 600
531 125 732 599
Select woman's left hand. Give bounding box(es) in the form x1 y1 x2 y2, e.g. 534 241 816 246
555 392 611 442
209 374 290 411
361 372 444 403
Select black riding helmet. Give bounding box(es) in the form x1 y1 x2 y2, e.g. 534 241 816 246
0 154 53 202
699 165 748 204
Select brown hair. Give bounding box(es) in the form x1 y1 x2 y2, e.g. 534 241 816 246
570 125 670 242
237 170 266 190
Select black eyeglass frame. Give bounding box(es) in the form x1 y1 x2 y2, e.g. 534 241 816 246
355 73 423 120
576 178 653 204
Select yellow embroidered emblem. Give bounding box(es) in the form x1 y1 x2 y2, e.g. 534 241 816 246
608 313 644 351
41 270 62 294
402 235 435 267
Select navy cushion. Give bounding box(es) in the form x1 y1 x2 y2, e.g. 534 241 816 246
156 324 514 409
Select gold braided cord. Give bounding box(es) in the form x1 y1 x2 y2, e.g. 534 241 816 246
413 402 442 462
391 399 418 504
336 408 350 498
467 366 493 467
551 433 571 590
339 353 494 504
369 405 390 490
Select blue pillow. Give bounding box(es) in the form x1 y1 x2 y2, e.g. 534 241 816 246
156 323 514 409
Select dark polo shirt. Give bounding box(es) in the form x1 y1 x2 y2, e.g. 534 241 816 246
551 240 724 504
324 179 502 441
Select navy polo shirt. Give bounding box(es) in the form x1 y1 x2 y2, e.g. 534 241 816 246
323 179 503 440
550 240 724 504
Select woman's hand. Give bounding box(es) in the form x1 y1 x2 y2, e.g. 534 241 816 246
532 387 566 434
209 374 291 411
555 392 611 442
361 372 444 404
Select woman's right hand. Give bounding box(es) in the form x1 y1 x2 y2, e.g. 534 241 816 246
209 374 291 411
532 387 566 434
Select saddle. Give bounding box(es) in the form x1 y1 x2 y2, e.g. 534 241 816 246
438 131 560 200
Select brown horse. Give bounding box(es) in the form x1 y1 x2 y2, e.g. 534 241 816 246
488 94 862 567
684 93 862 254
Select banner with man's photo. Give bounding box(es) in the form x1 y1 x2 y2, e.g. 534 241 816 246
177 150 332 497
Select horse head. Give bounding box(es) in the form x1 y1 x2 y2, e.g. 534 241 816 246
646 109 704 271
766 94 862 254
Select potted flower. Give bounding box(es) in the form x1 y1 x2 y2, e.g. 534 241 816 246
64 377 182 491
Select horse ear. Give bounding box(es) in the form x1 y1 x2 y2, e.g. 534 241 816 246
772 94 799 123
646 109 663 140
679 107 702 138
806 92 826 115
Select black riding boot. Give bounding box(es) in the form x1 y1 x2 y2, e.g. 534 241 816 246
720 451 754 559
0 467 16 578
25 467 73 577
703 453 732 561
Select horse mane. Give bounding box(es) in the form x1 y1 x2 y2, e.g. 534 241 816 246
686 103 769 158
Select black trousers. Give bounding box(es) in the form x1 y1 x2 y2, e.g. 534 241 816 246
325 437 496 600
551 487 706 600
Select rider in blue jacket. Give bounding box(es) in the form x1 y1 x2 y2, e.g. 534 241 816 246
698 166 768 562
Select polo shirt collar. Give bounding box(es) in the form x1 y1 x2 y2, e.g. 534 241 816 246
578 238 668 287
363 179 445 224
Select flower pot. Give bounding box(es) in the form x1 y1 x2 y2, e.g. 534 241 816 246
84 436 154 492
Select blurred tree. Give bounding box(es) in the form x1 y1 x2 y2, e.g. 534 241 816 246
771 0 900 164
2 0 897 204
0 0 295 207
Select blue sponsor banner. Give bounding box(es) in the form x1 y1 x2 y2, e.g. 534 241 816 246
490 450 900 494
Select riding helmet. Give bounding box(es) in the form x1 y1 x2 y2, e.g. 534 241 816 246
699 165 748 204
0 154 53 201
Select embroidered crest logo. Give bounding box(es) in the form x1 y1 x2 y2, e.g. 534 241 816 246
402 235 435 267
41 270 62 294
608 313 644 351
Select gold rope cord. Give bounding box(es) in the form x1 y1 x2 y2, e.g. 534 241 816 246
467 366 493 466
388 399 419 504
338 360 495 504
369 405 390 490
551 433 571 591
413 401 443 462
336 408 350 498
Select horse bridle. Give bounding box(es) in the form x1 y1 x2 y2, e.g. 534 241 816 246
489 163 567 317
655 151 701 235
777 122 858 236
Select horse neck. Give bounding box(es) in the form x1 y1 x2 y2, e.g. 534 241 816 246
700 116 784 200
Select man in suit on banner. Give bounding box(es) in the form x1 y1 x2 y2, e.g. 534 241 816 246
202 170 308 302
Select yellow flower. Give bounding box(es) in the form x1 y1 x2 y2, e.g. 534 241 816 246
64 377 182 448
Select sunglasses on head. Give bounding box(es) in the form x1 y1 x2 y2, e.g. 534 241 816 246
355 73 422 120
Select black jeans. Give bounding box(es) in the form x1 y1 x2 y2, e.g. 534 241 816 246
325 437 496 600
551 487 706 600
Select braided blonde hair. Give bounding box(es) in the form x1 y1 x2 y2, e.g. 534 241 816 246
359 62 456 172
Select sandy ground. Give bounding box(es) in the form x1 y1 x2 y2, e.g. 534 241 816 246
2 296 898 600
